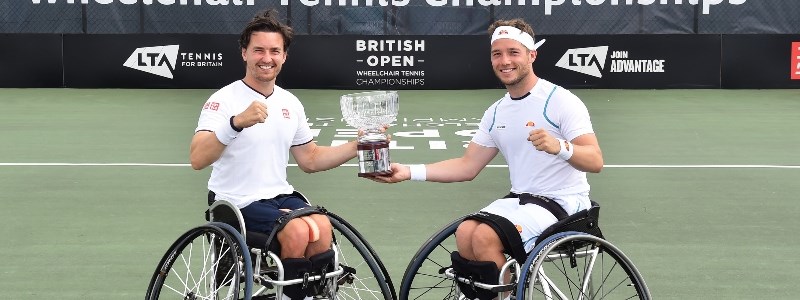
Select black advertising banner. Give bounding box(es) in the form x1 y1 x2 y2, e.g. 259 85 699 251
63 34 243 89
0 34 63 88
533 34 721 89
280 34 722 90
279 35 499 90
7 34 730 89
721 34 800 89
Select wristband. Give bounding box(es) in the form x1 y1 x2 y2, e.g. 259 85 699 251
215 117 241 145
229 115 243 132
409 164 427 181
556 139 574 161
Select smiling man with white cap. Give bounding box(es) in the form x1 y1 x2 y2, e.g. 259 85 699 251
370 18 605 300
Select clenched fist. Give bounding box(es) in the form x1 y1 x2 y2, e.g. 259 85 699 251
527 128 560 154
232 101 268 129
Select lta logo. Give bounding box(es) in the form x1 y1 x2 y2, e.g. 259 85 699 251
792 42 800 80
123 45 180 79
555 46 609 78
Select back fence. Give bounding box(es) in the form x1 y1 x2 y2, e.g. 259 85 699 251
2 1 799 35
1 1 799 89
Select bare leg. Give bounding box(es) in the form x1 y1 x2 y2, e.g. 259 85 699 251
470 223 506 270
304 214 333 257
456 220 481 259
278 218 310 259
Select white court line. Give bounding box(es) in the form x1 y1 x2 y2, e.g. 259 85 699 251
0 163 799 169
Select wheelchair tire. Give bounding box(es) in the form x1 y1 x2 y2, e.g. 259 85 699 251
145 222 253 300
399 217 464 300
327 212 397 299
517 231 651 300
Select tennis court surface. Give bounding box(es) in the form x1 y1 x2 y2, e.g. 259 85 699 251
1 88 798 299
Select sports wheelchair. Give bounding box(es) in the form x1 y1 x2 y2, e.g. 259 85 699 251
145 192 396 300
399 201 651 300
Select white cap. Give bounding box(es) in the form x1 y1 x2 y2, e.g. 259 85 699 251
490 25 545 50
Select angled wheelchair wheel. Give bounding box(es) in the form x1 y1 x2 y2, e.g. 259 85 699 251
146 222 253 300
517 231 650 300
326 212 397 299
399 217 463 300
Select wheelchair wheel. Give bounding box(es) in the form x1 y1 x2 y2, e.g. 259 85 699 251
399 217 463 300
326 212 397 299
146 222 253 300
517 231 650 300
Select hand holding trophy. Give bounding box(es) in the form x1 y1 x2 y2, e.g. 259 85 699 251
340 91 399 177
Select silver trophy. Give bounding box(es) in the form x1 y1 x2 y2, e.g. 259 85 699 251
340 91 399 177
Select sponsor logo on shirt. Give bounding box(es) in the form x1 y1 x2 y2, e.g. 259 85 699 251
202 101 220 111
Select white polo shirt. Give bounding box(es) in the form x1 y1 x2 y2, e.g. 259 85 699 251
195 81 313 208
472 78 594 197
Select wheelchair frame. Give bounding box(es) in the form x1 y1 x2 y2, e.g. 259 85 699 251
145 197 397 300
399 204 651 300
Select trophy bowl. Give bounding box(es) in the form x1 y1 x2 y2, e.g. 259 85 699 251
340 91 399 177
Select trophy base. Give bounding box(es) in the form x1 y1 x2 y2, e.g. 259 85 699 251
357 170 393 178
356 140 392 177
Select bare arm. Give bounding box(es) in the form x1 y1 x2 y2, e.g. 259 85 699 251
290 140 358 173
528 129 603 173
189 131 225 170
565 133 603 173
370 142 499 183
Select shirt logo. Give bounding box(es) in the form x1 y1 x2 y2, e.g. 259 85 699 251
525 121 535 127
282 108 291 119
515 224 523 233
202 101 220 111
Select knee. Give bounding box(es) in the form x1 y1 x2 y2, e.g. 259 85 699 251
304 214 332 243
471 224 502 251
456 220 480 244
311 214 332 234
278 219 310 246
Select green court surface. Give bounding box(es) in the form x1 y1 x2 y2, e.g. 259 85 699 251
1 88 799 299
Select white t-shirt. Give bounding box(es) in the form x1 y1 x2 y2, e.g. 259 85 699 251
195 81 313 208
472 78 594 197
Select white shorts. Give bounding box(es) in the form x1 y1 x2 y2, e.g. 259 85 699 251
480 193 591 253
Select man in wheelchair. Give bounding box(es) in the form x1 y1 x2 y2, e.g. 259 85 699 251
369 18 605 300
189 8 365 300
